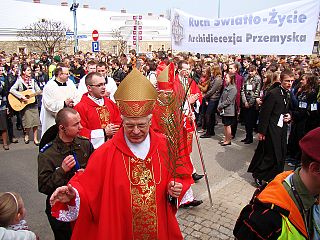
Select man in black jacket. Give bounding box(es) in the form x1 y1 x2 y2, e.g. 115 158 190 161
71 58 86 85
38 108 94 240
111 59 126 86
248 69 294 186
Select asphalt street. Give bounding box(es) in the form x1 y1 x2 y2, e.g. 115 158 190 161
0 122 263 240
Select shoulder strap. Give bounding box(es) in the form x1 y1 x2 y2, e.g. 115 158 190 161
254 198 290 217
22 82 27 91
40 142 53 153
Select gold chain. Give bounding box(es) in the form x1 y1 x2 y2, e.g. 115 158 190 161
154 150 162 185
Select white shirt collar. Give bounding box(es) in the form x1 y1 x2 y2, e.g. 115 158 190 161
88 94 104 106
124 133 150 160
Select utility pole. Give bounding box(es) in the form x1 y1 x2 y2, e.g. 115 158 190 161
70 0 79 53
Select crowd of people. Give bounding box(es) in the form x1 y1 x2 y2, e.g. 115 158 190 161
0 48 320 239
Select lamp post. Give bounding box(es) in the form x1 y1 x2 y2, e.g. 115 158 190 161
70 0 79 53
217 0 221 18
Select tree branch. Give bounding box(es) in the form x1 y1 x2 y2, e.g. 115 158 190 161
17 19 69 53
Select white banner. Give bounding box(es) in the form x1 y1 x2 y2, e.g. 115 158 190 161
171 0 320 55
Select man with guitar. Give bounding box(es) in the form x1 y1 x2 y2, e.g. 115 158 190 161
9 64 41 145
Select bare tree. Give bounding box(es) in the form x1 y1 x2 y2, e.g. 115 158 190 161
112 29 127 55
17 19 71 55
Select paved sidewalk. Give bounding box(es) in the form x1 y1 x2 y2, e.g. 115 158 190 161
177 172 256 240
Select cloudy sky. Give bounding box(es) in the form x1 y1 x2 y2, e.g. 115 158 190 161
19 0 300 18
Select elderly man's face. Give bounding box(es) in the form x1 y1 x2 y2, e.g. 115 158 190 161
180 63 190 78
123 116 151 144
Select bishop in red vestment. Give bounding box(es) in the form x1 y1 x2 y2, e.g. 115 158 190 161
175 61 202 152
152 63 203 208
50 69 191 239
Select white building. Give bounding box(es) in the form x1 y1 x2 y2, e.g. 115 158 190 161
0 0 171 54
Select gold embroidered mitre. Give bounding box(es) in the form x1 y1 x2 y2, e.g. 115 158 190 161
114 68 158 117
157 63 175 91
157 65 169 91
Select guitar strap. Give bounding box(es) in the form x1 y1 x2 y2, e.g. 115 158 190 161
22 83 27 91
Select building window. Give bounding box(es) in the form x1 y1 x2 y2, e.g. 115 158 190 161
113 45 118 55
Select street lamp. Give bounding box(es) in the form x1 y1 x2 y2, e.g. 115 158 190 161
70 0 79 53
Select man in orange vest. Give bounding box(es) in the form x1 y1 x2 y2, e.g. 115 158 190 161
234 127 320 239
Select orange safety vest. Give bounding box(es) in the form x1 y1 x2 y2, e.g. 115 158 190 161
257 171 308 239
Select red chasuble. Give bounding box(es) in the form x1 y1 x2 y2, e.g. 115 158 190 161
74 93 122 139
152 91 194 177
175 75 202 153
68 128 190 239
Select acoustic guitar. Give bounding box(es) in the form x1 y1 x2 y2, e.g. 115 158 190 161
8 89 42 111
